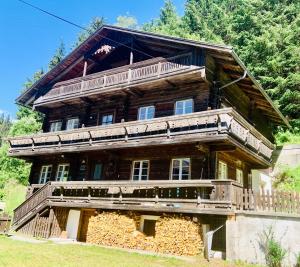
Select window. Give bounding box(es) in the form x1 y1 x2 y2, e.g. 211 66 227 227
139 215 159 237
93 163 103 180
56 164 70 181
171 158 190 180
236 168 243 184
49 121 62 132
132 160 149 181
175 99 193 115
39 165 52 184
218 161 228 179
138 106 155 120
66 118 79 130
101 114 113 125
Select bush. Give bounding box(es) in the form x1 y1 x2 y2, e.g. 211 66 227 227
265 238 286 267
296 253 300 267
273 165 300 192
275 130 300 146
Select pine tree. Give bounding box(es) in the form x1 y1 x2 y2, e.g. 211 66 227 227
48 41 65 70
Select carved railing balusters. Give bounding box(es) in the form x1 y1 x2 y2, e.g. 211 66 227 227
8 108 274 160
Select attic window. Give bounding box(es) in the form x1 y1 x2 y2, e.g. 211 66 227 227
94 45 114 55
140 215 159 237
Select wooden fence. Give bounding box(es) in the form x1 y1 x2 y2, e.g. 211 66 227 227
235 189 300 214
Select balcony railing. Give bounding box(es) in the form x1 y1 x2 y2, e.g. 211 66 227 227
13 179 300 230
34 53 200 105
7 108 274 160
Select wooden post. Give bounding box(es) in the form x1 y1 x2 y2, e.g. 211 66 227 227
46 208 54 238
129 51 133 65
83 60 88 77
31 213 39 237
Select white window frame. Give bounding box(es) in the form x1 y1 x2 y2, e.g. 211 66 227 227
101 114 114 125
39 165 52 184
131 160 150 181
49 120 62 132
66 117 79 130
236 168 244 184
138 106 155 121
170 158 191 180
139 215 160 233
174 99 193 115
218 161 228 179
56 164 70 182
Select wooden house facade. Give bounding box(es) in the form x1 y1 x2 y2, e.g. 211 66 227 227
7 26 290 256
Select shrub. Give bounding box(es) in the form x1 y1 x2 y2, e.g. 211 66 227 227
296 252 300 267
265 238 286 267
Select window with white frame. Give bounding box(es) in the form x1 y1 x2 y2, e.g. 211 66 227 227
138 106 155 120
132 160 149 181
236 168 243 184
101 114 113 125
66 118 79 130
39 165 52 184
175 99 193 115
49 121 62 132
139 215 159 236
218 161 228 179
171 158 190 180
56 164 70 182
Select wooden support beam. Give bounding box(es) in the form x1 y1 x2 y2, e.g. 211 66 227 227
46 208 54 238
83 61 88 77
210 145 236 152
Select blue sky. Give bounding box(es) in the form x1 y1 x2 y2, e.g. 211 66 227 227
0 0 184 119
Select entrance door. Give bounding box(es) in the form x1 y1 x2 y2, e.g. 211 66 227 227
66 209 81 240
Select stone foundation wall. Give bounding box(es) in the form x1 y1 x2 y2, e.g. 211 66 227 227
86 211 203 256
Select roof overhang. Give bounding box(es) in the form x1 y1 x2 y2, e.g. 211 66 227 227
16 25 289 127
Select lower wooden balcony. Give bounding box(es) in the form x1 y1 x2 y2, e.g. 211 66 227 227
12 179 300 231
8 108 274 164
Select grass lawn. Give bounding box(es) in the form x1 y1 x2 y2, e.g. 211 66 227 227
0 236 258 267
2 181 26 215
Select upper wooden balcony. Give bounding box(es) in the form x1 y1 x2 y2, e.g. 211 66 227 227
8 108 274 164
34 53 205 107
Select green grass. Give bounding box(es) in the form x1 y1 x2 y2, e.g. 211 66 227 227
2 181 26 215
0 236 258 267
274 165 300 192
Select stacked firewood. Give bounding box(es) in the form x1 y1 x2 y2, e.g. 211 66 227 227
86 211 203 256
155 214 203 256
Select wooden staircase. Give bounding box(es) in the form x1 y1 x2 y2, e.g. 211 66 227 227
11 182 52 231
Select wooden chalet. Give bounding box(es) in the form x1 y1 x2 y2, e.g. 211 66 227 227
7 25 291 256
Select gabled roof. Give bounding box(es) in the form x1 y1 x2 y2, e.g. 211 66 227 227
17 25 289 127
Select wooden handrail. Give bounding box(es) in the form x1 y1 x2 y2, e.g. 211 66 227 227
34 53 194 104
13 182 52 225
8 108 274 159
13 180 300 229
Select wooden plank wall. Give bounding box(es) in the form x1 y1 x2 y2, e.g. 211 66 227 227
50 207 69 238
43 83 209 132
29 144 210 183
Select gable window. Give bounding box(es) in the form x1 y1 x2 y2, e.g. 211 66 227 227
132 160 149 181
171 158 190 180
39 165 52 184
236 168 243 184
56 164 70 182
138 106 155 120
50 121 62 132
92 163 103 180
101 114 113 125
175 99 193 115
66 118 79 130
218 161 228 179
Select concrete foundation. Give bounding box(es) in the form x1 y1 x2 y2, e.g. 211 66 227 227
226 212 300 266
